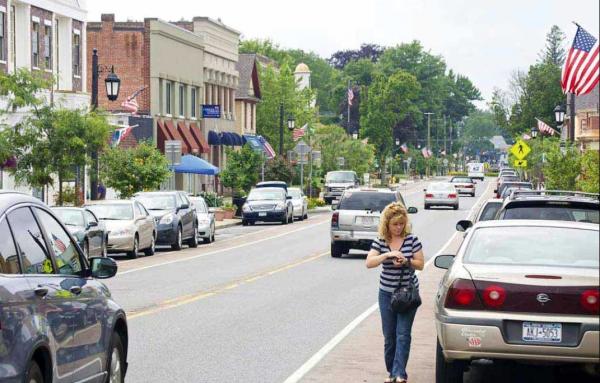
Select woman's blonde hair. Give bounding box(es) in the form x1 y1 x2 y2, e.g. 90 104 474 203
378 202 411 242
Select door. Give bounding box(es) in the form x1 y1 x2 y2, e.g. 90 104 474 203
84 209 103 256
177 193 194 237
135 202 153 248
34 207 105 382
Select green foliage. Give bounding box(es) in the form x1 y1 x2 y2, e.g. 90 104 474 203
577 150 600 193
539 25 566 66
312 124 375 176
264 157 295 183
543 142 581 191
307 197 326 209
201 192 223 208
220 144 262 195
0 68 51 112
100 142 170 199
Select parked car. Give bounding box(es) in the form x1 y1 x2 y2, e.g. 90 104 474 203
467 162 485 181
242 187 294 225
496 190 599 222
256 181 288 192
288 187 308 220
498 169 518 177
52 207 108 258
85 200 156 258
495 175 521 196
496 181 533 199
323 170 360 204
134 191 198 250
472 198 504 223
450 176 476 197
424 182 459 210
499 185 533 199
0 191 128 383
434 220 599 382
188 195 216 243
330 188 417 258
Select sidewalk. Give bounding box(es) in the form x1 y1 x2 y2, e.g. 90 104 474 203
215 207 333 230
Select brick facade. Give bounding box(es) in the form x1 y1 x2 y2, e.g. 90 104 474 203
87 14 149 113
0 0 7 73
30 6 52 73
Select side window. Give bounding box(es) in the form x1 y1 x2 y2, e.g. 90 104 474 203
175 193 185 207
140 204 150 217
7 207 53 274
35 209 82 276
84 210 98 225
0 219 20 274
135 203 145 217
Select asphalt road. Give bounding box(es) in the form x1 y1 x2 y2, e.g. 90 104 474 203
101 179 518 383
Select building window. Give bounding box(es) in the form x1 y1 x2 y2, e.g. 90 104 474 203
72 32 80 75
0 11 5 61
179 85 185 117
191 88 197 118
32 22 40 67
44 25 52 69
165 81 172 115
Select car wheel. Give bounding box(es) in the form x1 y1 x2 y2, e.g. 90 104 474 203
436 339 465 383
471 192 475 197
25 360 44 383
144 235 156 256
453 205 459 210
424 204 430 210
127 236 139 259
188 226 199 248
303 211 308 220
281 214 288 225
107 332 125 383
172 226 183 250
242 219 248 226
331 242 343 258
288 211 293 224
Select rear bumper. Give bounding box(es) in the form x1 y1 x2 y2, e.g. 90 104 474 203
331 229 377 249
455 187 475 194
425 198 458 206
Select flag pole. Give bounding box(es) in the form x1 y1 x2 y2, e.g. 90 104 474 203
347 80 351 128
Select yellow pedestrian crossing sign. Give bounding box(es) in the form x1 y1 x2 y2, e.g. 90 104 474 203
514 159 528 168
511 139 531 160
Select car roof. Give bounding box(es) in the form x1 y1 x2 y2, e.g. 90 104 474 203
473 219 599 231
346 187 395 193
134 191 178 196
0 191 48 216
250 187 285 192
256 181 287 186
503 190 599 204
85 200 134 205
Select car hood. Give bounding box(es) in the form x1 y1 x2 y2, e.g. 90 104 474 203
246 199 284 206
147 209 175 218
326 182 354 187
100 220 135 232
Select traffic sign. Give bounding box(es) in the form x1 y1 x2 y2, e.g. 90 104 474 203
513 159 528 168
510 139 531 160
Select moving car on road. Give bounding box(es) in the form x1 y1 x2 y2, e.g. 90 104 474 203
0 191 128 383
330 188 417 257
434 220 599 382
52 206 108 258
323 170 360 204
288 187 308 221
424 182 459 210
85 200 156 258
134 191 198 250
467 162 485 181
242 187 294 225
188 195 216 244
450 176 476 197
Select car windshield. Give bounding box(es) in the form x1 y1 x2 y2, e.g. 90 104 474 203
478 202 502 221
247 189 285 201
288 189 302 198
338 192 396 211
451 178 472 183
503 205 599 223
53 209 84 226
464 226 599 268
135 194 177 210
499 182 532 194
501 187 533 198
428 183 454 192
326 172 355 183
189 198 207 213
500 176 519 182
86 204 134 220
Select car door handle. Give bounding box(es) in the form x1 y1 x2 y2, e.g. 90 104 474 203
34 287 49 297
69 286 82 295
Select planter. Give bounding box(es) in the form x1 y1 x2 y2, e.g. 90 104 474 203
214 210 225 221
223 209 235 219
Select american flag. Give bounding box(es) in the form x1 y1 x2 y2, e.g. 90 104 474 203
561 25 599 96
258 136 276 159
421 147 430 158
111 125 134 147
427 149 433 158
536 118 557 136
52 233 67 253
347 88 354 106
400 143 408 154
292 124 307 141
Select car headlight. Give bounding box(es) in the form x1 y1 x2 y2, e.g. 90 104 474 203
160 214 175 225
242 203 252 212
198 218 210 225
112 228 132 236
276 202 286 210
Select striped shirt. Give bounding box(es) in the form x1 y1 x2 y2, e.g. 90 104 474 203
371 235 422 293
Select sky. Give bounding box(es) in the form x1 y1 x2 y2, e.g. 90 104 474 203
86 0 600 107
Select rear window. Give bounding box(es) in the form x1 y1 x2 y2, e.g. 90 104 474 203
428 183 454 191
502 204 599 223
338 192 397 211
464 226 598 268
451 178 472 183
478 202 502 221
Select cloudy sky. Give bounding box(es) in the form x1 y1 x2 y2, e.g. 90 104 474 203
86 0 599 106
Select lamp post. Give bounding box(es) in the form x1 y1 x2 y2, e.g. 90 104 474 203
90 48 121 200
278 102 295 156
554 104 566 154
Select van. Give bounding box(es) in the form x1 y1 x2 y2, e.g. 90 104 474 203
323 171 359 204
467 163 485 181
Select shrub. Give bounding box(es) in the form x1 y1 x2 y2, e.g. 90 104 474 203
448 171 468 176
201 192 223 207
308 197 326 209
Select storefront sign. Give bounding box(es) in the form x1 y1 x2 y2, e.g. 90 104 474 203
202 105 221 118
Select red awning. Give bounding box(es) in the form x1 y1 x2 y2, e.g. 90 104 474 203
189 123 210 153
177 121 200 154
157 120 171 153
165 120 189 154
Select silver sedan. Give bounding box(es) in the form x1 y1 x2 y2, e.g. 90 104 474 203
424 182 459 210
288 187 308 221
189 196 216 243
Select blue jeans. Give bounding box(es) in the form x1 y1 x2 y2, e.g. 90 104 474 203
379 289 418 379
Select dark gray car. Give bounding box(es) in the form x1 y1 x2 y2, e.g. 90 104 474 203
52 207 108 258
0 191 128 383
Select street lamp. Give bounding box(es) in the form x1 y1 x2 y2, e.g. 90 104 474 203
287 115 295 131
395 138 400 146
530 125 538 139
278 103 295 156
352 132 358 140
104 66 121 101
554 104 565 125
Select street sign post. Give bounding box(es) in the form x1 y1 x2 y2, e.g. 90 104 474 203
294 140 312 192
510 139 531 160
337 157 345 167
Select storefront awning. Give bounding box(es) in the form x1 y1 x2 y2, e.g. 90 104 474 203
189 123 210 153
208 130 221 146
177 121 200 154
170 154 220 175
165 120 189 154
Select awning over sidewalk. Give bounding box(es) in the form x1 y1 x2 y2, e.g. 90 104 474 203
170 154 220 175
177 121 199 154
189 123 210 153
208 130 221 146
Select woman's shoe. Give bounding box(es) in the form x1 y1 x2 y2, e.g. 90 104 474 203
384 377 395 383
395 379 407 383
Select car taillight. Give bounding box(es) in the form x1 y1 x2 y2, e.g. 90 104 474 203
448 193 457 198
581 289 599 314
331 212 339 228
445 279 482 309
482 285 506 308
465 184 473 188
425 193 434 198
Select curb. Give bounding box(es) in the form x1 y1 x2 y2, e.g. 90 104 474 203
215 221 242 230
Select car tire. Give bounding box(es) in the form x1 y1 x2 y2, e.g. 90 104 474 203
331 242 343 258
303 211 308 220
127 236 139 259
188 226 199 248
453 205 459 210
471 192 475 197
436 339 465 383
144 235 156 256
25 359 44 383
172 226 183 250
424 204 430 210
106 332 126 383
242 219 248 226
281 215 288 225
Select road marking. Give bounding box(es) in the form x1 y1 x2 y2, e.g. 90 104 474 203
126 251 329 320
118 220 329 276
283 180 493 383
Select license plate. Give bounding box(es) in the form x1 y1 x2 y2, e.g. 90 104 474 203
356 216 378 226
259 212 267 217
435 193 446 198
522 322 562 343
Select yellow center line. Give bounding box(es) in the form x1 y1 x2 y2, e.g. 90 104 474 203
127 250 329 320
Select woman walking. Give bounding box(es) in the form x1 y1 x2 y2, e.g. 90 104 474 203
366 202 425 383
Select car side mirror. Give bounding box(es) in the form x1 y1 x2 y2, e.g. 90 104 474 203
456 220 473 232
423 188 427 192
179 204 189 210
331 201 339 211
434 254 455 269
407 207 418 214
88 221 98 228
286 195 292 200
90 257 118 279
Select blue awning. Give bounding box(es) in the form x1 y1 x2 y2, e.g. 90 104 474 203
170 155 220 175
208 131 221 146
231 133 243 146
221 132 233 146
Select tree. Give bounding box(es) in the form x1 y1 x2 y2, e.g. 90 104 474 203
543 142 581 190
539 25 566 67
328 43 384 69
101 142 170 198
220 145 262 196
312 124 375 175
264 157 295 183
577 150 599 193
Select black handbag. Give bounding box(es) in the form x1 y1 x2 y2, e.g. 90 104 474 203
390 266 421 313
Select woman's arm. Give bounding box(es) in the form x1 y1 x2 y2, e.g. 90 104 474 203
366 249 399 269
409 249 425 271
